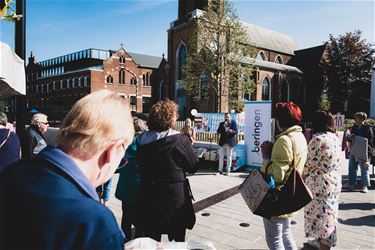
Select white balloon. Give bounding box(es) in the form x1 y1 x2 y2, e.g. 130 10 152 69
191 109 198 116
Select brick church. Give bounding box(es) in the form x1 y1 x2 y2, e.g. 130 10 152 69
159 0 326 120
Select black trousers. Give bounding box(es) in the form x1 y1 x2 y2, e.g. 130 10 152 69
121 202 144 241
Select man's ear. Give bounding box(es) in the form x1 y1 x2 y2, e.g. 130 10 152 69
99 144 114 168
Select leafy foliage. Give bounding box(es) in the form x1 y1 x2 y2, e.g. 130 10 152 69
0 0 22 21
182 0 256 112
322 30 375 115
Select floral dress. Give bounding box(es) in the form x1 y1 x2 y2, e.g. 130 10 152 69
303 132 342 247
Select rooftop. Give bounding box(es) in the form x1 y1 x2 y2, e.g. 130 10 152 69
242 22 299 56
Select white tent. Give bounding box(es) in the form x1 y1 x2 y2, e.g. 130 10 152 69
0 41 26 96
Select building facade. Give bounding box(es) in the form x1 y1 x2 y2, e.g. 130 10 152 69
26 47 165 122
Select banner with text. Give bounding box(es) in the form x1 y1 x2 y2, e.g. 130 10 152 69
244 101 272 168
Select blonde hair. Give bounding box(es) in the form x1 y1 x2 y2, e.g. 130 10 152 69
184 118 192 128
56 90 134 160
354 112 367 120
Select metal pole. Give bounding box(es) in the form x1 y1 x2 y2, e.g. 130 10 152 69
15 0 27 158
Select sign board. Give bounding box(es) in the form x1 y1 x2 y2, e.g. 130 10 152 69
332 114 345 129
244 101 272 168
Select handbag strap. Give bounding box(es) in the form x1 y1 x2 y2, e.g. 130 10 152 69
0 129 11 149
286 134 297 195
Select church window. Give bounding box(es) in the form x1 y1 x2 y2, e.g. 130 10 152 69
119 69 125 84
275 55 283 64
256 51 267 61
177 44 187 80
262 76 271 100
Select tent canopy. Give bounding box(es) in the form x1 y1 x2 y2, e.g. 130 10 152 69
0 41 26 96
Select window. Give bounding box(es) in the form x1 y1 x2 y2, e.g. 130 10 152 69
143 72 151 86
130 96 136 106
177 44 187 80
73 78 78 88
130 77 136 86
274 55 283 64
256 51 267 61
281 80 289 101
85 76 90 87
84 76 88 87
261 76 271 100
142 97 152 113
119 70 125 84
106 75 113 84
63 79 68 89
199 74 209 100
119 56 125 64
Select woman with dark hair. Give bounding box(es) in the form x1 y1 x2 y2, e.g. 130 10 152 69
260 102 308 250
136 99 198 242
303 109 342 250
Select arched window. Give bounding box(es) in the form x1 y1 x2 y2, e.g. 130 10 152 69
256 51 267 61
281 80 290 101
106 75 113 84
119 56 125 64
274 55 283 64
177 43 187 80
119 69 125 84
262 76 271 101
142 74 146 86
130 77 136 86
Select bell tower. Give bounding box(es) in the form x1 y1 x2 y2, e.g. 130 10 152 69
178 0 209 18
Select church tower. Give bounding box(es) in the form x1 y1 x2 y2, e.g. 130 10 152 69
167 0 218 118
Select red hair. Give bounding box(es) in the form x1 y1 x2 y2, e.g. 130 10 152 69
275 102 302 128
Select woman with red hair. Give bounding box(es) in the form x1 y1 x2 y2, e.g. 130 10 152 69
260 102 308 250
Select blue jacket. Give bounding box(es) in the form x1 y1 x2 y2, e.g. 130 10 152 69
115 136 141 204
0 146 125 250
217 120 238 147
25 125 47 159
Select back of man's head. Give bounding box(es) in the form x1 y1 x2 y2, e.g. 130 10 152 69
56 90 134 160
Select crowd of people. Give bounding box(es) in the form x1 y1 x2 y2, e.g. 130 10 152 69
0 89 373 250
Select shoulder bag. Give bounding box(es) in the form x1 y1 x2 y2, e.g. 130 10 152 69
239 134 313 219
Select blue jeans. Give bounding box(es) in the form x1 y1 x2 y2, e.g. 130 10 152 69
348 155 370 187
263 217 297 250
96 178 113 201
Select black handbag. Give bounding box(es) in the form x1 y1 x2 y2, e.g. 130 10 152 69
253 134 313 219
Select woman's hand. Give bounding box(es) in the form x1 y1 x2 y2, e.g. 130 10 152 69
261 141 273 160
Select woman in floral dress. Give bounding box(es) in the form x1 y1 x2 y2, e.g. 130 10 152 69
303 109 342 250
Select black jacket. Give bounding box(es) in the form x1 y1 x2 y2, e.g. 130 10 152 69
136 133 198 232
217 120 238 147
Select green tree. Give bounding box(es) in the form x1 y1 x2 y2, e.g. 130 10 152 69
182 0 256 112
322 30 375 115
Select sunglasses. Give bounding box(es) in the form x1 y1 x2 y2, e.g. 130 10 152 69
39 122 49 125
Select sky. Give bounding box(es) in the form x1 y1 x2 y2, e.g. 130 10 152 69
0 0 374 62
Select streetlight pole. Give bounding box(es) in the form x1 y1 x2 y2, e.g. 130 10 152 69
15 0 27 158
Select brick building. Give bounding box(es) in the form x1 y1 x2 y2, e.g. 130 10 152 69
26 47 166 122
163 0 325 120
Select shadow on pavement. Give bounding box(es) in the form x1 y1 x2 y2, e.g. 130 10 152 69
338 215 375 227
339 202 375 210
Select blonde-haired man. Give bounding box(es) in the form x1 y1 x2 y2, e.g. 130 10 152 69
0 90 134 249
